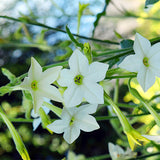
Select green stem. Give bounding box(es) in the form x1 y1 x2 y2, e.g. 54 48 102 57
94 47 131 57
116 103 137 108
104 92 131 132
0 108 30 160
114 79 119 103
127 152 160 160
0 117 33 123
0 41 54 51
95 112 151 121
105 15 160 21
0 15 119 45
100 50 134 62
141 100 160 127
86 154 110 160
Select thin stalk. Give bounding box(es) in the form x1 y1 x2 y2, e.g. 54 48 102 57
116 103 137 108
100 50 134 62
104 92 131 131
0 117 33 123
94 48 132 57
0 15 119 45
105 15 160 21
86 154 110 160
127 152 160 160
114 79 119 103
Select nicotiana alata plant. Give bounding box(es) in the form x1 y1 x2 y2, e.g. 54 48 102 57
1 1 160 158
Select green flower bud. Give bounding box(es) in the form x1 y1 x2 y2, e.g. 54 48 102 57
83 42 92 64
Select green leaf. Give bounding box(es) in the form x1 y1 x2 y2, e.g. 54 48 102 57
43 102 62 118
66 25 83 49
0 107 30 160
77 3 89 34
2 68 16 83
92 0 111 36
54 47 73 61
22 91 33 119
0 86 14 96
145 0 159 8
120 39 134 49
114 30 123 39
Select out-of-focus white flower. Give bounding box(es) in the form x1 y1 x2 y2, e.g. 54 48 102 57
142 135 160 143
58 49 109 107
67 151 85 160
108 142 137 160
119 33 160 92
19 57 63 113
47 104 99 144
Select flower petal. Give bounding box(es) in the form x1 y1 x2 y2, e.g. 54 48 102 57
61 107 73 121
76 114 100 132
31 109 39 118
86 62 109 82
142 135 160 143
33 118 41 131
148 42 160 58
58 69 75 87
83 80 104 104
42 106 50 115
28 57 42 81
39 85 63 102
119 54 143 72
149 48 160 77
19 77 31 90
108 142 123 159
64 84 83 107
77 104 98 114
137 67 156 92
41 66 62 84
133 33 151 57
63 125 80 144
47 120 67 134
69 49 89 75
31 92 44 113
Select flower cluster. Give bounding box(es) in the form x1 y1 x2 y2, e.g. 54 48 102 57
15 32 160 148
19 49 108 144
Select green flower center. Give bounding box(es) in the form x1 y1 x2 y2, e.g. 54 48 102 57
69 117 75 126
74 75 83 85
143 57 149 67
31 80 38 91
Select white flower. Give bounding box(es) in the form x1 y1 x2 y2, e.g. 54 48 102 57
31 98 50 131
47 104 99 144
67 151 85 160
119 33 160 92
142 135 160 143
20 57 63 113
58 49 109 107
108 142 137 160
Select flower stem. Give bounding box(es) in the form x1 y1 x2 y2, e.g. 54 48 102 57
104 92 131 132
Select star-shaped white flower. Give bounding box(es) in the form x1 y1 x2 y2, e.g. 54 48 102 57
108 142 137 160
58 49 109 107
119 33 160 92
20 57 63 113
47 104 99 144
